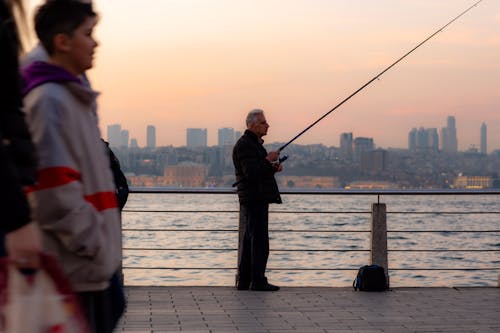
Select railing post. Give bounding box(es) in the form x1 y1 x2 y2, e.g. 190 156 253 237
371 202 389 287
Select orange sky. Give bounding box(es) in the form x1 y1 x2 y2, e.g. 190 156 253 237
27 0 500 151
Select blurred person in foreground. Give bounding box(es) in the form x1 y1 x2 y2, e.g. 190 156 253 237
22 1 128 328
22 1 121 331
0 0 42 269
232 109 283 291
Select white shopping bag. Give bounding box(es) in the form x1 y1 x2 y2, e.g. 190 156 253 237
1 254 90 333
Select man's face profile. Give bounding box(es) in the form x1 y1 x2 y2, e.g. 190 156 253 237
249 113 269 138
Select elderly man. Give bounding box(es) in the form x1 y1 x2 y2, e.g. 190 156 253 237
232 109 283 291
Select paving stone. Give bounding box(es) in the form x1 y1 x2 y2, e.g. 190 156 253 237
118 287 500 332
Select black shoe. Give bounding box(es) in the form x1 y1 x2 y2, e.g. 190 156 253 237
235 274 250 290
250 281 280 291
236 281 250 290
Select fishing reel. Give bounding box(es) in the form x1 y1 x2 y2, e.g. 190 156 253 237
271 154 289 166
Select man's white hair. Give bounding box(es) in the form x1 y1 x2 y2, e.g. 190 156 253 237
246 109 264 128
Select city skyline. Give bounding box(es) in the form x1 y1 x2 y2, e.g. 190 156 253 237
108 116 493 154
27 1 500 150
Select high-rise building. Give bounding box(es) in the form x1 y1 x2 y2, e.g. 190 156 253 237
218 127 235 146
107 124 122 148
147 125 156 148
408 128 417 151
186 128 207 148
340 132 353 160
120 130 129 148
416 127 429 149
480 122 487 155
448 116 458 152
441 116 458 152
353 137 374 162
428 128 439 151
409 127 438 151
234 131 242 142
130 138 139 148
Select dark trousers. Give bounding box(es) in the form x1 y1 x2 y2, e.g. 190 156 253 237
238 202 269 284
78 273 126 333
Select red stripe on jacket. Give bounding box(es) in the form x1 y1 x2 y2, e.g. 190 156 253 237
26 167 81 193
84 192 118 211
26 166 118 211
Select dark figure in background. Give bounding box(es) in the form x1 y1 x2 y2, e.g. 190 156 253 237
0 0 42 268
102 139 129 210
102 139 129 327
232 109 283 291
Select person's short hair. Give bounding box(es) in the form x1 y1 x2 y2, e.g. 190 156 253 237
246 109 264 128
34 0 96 55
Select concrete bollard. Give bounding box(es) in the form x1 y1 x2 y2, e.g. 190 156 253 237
371 203 389 287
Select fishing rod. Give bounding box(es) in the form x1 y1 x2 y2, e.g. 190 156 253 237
278 0 483 152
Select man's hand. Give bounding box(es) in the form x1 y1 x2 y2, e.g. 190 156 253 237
266 151 280 163
274 163 284 172
6 222 42 269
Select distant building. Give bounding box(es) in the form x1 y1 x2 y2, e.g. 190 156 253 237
128 175 158 187
453 175 492 189
340 132 353 160
120 129 129 148
130 138 139 148
441 116 458 152
279 176 340 189
186 128 207 148
234 131 242 142
345 180 400 189
107 124 122 148
410 127 438 151
408 128 417 151
480 122 487 154
162 163 207 187
361 149 387 173
218 127 235 147
353 137 374 162
147 125 156 148
428 128 439 151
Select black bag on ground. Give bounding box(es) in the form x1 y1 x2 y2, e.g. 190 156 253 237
353 265 388 291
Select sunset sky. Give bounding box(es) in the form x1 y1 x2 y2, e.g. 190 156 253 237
27 0 500 151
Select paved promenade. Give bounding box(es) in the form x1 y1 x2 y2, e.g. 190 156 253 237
117 286 499 333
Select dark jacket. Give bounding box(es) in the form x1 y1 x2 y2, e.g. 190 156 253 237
102 140 129 210
0 3 38 232
233 130 282 204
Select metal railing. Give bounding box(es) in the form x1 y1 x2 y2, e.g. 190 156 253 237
121 188 500 286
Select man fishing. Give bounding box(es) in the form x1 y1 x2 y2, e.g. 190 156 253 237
233 109 283 291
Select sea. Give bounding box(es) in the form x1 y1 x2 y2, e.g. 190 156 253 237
121 192 500 287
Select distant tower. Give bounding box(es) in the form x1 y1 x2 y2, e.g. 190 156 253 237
340 132 353 160
480 122 487 154
107 124 122 148
186 128 207 148
120 129 129 148
416 127 428 149
218 127 235 146
130 138 139 148
234 131 242 142
428 128 439 151
408 128 417 151
147 125 156 148
441 116 458 152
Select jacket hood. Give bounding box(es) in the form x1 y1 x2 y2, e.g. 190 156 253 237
22 61 82 96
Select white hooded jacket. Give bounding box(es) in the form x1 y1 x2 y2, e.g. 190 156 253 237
23 61 121 292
